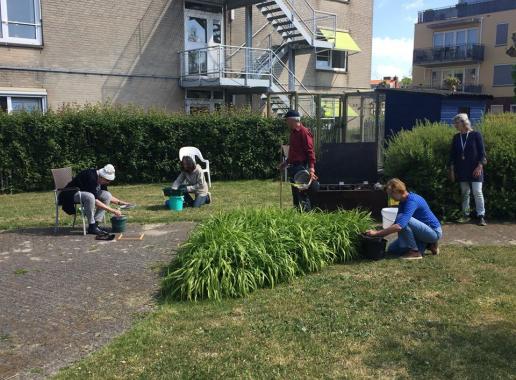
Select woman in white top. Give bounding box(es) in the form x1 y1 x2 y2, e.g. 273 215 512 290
172 156 210 208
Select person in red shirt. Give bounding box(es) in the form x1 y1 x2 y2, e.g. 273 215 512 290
279 110 318 211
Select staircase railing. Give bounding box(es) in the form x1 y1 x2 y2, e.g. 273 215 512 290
280 0 336 43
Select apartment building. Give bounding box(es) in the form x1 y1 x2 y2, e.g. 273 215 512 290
412 0 515 113
0 0 372 115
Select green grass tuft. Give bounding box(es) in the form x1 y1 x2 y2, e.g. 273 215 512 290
161 208 373 301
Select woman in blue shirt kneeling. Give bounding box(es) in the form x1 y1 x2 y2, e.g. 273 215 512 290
366 178 442 260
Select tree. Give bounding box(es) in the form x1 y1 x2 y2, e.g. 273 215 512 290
400 77 412 88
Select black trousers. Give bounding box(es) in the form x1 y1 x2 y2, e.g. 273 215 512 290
288 164 311 211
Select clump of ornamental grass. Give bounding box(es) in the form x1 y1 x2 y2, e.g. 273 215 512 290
162 208 373 301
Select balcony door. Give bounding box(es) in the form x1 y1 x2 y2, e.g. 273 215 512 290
184 9 222 77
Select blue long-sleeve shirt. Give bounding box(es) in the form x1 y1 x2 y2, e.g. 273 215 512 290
394 193 441 230
449 131 486 182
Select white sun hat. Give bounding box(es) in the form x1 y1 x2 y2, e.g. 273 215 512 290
98 164 116 181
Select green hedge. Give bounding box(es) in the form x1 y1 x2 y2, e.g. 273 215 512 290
162 208 373 301
384 113 516 219
0 104 287 192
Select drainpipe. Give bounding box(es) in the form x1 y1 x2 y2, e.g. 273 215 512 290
288 46 295 92
245 5 252 85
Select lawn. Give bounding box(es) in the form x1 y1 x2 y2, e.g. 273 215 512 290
0 180 291 230
2 181 515 378
53 246 515 379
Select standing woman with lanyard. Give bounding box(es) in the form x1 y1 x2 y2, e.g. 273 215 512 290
449 113 487 226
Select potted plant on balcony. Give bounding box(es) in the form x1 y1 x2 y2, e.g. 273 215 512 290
444 76 461 92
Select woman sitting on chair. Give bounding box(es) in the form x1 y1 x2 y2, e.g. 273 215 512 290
172 156 210 208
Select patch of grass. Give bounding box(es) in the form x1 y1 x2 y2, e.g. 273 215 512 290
162 208 373 300
14 268 28 276
0 180 291 230
54 246 516 379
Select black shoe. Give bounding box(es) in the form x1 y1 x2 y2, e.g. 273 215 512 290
206 193 211 204
88 224 107 235
478 216 487 226
95 222 109 233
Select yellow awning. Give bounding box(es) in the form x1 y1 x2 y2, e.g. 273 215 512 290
320 29 361 52
321 99 359 118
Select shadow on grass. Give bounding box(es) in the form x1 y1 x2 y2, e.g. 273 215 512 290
365 320 516 378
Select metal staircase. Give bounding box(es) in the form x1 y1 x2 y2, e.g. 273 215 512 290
256 0 336 48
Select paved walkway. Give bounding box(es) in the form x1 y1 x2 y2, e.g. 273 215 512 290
0 223 194 380
0 221 514 379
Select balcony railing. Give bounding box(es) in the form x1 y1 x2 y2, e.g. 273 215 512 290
418 0 516 23
179 45 273 88
413 44 484 66
422 84 484 94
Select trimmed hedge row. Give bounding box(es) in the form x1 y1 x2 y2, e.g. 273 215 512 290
0 105 287 192
384 113 516 219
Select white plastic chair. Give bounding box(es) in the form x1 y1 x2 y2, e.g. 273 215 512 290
51 167 86 235
179 146 211 187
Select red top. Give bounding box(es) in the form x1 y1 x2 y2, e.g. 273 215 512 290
288 124 316 169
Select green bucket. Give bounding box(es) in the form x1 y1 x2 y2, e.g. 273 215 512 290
111 215 128 233
168 195 184 211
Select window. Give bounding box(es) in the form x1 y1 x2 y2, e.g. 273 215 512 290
433 28 479 48
490 105 504 114
510 105 516 113
0 92 46 113
185 89 224 113
316 49 347 71
493 64 513 86
495 23 509 46
0 0 42 45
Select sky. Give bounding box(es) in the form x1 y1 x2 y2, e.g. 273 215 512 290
371 0 458 80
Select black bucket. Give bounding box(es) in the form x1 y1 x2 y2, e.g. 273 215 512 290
360 233 387 260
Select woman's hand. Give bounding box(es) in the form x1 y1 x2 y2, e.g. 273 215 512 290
448 168 455 183
473 164 483 179
112 209 122 217
365 229 378 237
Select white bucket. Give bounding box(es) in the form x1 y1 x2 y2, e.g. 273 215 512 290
381 207 398 229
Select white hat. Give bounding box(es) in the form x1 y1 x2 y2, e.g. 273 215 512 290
98 164 115 181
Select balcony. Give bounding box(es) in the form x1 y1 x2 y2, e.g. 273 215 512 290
418 0 516 23
179 45 273 89
421 84 484 94
413 44 484 66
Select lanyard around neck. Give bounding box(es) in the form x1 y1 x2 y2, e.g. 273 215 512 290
460 131 470 153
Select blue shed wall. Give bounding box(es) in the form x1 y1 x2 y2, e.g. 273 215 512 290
384 92 441 138
440 99 486 125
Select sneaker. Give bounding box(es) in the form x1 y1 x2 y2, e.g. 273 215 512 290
400 250 423 260
457 216 471 224
477 216 487 226
428 242 440 255
95 222 109 233
87 224 107 236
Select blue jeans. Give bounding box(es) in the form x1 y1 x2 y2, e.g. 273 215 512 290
288 164 311 211
184 193 208 208
387 217 443 255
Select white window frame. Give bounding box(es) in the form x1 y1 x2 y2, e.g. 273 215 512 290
0 0 42 45
316 49 348 72
0 89 47 113
433 27 479 48
510 104 516 113
489 105 504 114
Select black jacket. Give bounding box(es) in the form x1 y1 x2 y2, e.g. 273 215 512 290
58 169 107 215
